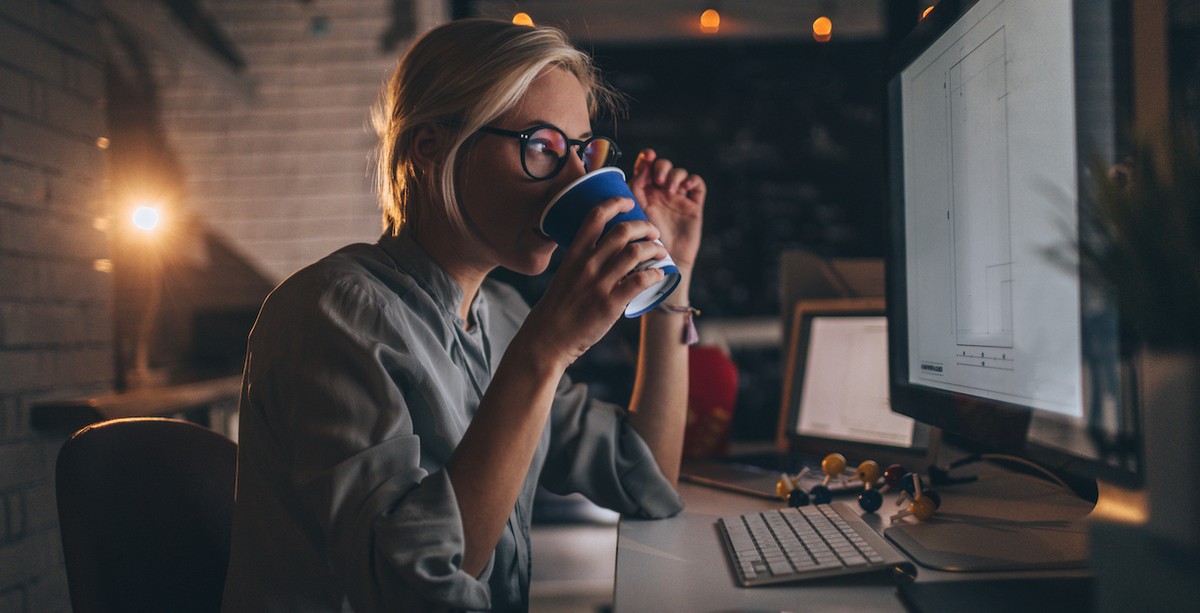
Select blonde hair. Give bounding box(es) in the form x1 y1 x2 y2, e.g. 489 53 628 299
373 18 622 235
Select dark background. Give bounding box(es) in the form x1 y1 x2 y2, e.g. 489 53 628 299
494 38 891 441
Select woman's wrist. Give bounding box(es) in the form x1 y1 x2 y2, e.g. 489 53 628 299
649 302 700 345
508 325 574 377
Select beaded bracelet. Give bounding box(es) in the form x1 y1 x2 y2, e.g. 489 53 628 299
656 304 701 345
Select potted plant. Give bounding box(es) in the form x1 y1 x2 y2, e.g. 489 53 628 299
1078 119 1200 550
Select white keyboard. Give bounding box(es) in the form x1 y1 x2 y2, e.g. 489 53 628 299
718 503 911 586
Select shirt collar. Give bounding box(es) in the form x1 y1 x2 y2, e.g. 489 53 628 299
377 231 470 322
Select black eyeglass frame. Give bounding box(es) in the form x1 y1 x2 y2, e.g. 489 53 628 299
477 124 622 181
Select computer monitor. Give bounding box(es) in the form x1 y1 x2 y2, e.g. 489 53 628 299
885 0 1140 568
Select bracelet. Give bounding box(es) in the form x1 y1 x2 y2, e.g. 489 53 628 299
656 304 700 345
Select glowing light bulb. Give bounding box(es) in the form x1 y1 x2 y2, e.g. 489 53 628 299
700 9 720 34
813 16 832 42
132 206 161 231
922 6 935 20
512 12 534 27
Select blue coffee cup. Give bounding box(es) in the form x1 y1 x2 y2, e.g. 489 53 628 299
540 167 681 317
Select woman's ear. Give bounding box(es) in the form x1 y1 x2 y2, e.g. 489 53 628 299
410 123 444 176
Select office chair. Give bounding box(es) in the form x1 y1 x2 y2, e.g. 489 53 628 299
56 417 237 613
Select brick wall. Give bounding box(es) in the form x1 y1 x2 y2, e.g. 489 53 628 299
0 1 449 609
0 0 110 611
150 0 444 282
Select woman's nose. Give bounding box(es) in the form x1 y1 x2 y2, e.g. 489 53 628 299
559 147 590 182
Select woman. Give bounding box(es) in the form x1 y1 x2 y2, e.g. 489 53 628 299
222 18 706 612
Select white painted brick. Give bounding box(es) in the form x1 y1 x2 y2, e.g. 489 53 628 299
39 0 102 57
27 564 69 613
239 38 399 66
0 395 22 441
63 0 103 20
62 54 103 99
0 161 49 208
165 104 372 133
0 65 33 115
0 588 25 613
247 63 391 89
0 19 63 82
189 170 370 202
0 116 97 173
0 208 105 260
0 347 110 392
193 82 382 111
0 255 108 303
46 169 108 209
39 86 101 139
0 530 60 586
0 0 39 30
0 494 10 538
0 302 109 347
174 127 374 158
47 261 109 304
0 350 41 392
0 441 43 490
22 484 56 533
214 0 389 22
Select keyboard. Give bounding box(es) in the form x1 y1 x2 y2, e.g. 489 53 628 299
718 503 910 586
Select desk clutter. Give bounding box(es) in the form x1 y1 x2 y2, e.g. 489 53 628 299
716 451 932 587
775 453 943 522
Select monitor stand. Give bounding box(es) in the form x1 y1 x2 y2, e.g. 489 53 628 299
883 462 1097 571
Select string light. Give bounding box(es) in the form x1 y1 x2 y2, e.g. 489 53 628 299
700 9 720 34
813 16 832 42
512 12 533 27
922 6 935 20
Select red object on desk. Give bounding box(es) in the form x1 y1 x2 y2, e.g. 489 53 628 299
683 344 739 459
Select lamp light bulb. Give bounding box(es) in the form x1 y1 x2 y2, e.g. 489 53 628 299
132 206 161 231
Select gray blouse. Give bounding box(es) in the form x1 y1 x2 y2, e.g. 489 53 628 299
221 233 683 612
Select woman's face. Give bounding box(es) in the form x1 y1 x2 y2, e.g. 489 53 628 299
455 66 594 276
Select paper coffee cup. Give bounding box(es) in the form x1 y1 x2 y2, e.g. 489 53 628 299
540 167 681 317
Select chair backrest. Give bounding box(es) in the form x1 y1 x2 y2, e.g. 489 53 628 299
56 417 237 613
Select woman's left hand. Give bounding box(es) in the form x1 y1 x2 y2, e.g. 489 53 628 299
628 149 706 272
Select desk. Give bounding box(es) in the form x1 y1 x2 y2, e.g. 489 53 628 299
614 482 907 612
30 375 242 435
614 468 1097 612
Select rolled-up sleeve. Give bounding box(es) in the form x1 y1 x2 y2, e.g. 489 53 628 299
538 374 684 519
231 276 492 612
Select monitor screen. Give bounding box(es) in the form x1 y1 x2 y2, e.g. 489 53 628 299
796 316 916 448
887 0 1139 485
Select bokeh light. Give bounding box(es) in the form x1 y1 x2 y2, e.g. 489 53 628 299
132 206 161 231
813 16 832 42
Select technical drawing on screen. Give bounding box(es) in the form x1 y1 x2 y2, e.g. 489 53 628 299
899 0 1083 419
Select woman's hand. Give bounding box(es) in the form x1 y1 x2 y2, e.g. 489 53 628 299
521 197 669 368
628 149 706 272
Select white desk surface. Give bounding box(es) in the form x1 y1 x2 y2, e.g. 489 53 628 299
614 467 1096 613
614 482 908 612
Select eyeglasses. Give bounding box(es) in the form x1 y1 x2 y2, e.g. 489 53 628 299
477 124 621 181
